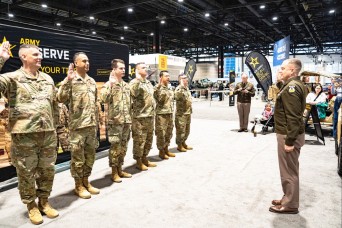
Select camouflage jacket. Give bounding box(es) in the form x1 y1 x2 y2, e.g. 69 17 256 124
100 81 132 125
0 107 9 130
57 103 69 128
175 85 192 115
154 84 174 115
57 74 98 130
130 78 155 118
0 64 56 133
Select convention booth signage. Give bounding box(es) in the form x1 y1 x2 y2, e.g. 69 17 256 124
184 59 197 86
273 36 290 66
0 23 129 182
245 51 272 99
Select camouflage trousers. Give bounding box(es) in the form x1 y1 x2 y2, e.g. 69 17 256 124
57 126 70 153
155 114 173 151
175 114 191 145
11 131 57 204
108 123 131 167
70 126 97 178
132 117 154 159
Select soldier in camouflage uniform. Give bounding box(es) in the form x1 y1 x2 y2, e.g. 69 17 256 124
130 62 156 171
56 102 70 153
100 59 132 183
175 73 193 152
0 98 11 163
154 70 176 160
0 42 58 225
57 52 100 199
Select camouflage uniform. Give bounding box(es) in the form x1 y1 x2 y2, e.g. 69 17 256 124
175 84 192 146
0 106 11 162
100 81 131 167
130 78 155 159
154 84 174 151
0 59 57 204
56 103 70 153
57 74 98 178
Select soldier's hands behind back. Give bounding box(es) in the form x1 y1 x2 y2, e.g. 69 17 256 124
0 41 11 61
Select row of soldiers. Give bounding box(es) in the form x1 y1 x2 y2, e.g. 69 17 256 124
0 42 193 225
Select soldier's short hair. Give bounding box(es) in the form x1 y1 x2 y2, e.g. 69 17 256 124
111 59 125 69
287 58 302 74
178 73 188 81
135 62 145 69
159 70 169 77
73 52 87 62
18 44 39 60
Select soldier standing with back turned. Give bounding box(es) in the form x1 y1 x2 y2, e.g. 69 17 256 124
58 52 100 199
0 42 59 225
100 59 132 182
154 70 176 160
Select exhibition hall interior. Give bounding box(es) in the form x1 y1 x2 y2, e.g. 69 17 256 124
0 0 341 227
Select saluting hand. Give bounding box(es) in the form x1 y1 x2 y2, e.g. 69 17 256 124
0 41 11 61
67 63 76 81
109 69 117 86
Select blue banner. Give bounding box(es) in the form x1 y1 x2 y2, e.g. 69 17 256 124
273 36 290 66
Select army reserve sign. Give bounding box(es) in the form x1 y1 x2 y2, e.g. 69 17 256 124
0 23 129 83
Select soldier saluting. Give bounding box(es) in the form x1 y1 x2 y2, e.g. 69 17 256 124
0 41 59 225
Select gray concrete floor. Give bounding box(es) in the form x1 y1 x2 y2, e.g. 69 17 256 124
0 96 341 228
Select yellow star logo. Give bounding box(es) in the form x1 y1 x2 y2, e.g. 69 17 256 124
1 37 16 58
188 65 193 74
249 57 259 69
130 67 135 76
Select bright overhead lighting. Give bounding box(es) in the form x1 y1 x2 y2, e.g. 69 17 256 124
329 9 335 14
128 8 133 12
124 26 128 29
8 13 14 18
56 23 61 26
224 23 228 26
178 0 184 2
120 36 124 40
160 20 165 24
184 28 188 32
150 33 154 36
260 5 265 9
89 16 95 20
41 4 48 8
92 31 96 35
205 13 210 17
272 16 278 21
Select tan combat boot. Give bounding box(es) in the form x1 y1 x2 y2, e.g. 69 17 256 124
74 178 91 199
159 150 169 160
142 156 157 167
38 197 59 219
27 201 43 225
118 166 132 178
165 147 176 157
136 158 148 171
182 142 193 150
177 144 187 152
111 167 122 183
82 177 100 195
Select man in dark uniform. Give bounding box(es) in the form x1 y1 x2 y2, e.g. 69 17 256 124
269 58 306 214
233 73 255 132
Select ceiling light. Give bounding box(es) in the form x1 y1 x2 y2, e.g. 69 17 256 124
224 23 228 26
92 31 96 35
161 20 165 24
128 8 133 13
184 28 188 32
205 13 210 17
272 16 278 21
89 16 95 20
260 5 265 9
178 0 184 2
329 9 335 14
120 36 124 40
56 23 61 26
124 26 128 29
8 13 14 18
150 33 154 36
41 4 48 8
